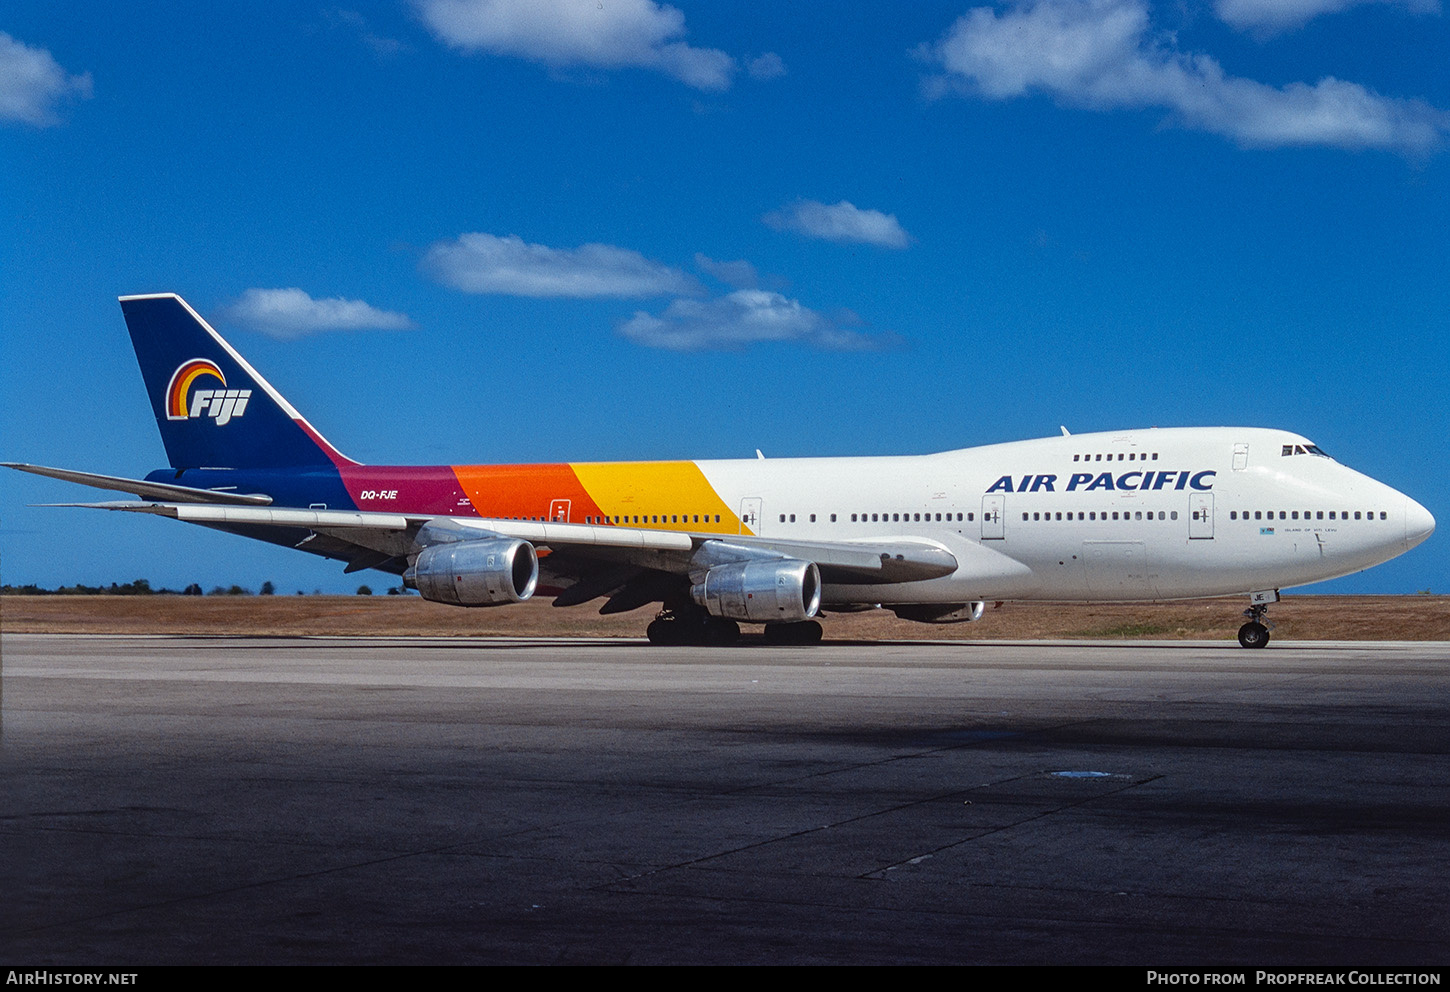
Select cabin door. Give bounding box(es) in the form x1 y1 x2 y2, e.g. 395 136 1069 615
981 495 1005 540
1189 493 1214 539
739 497 762 535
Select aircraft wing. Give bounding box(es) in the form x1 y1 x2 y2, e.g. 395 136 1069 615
51 500 960 597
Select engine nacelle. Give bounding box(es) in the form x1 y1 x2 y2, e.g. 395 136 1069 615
691 559 821 623
891 601 986 624
408 539 538 607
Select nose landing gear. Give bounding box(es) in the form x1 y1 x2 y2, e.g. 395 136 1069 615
1238 590 1280 648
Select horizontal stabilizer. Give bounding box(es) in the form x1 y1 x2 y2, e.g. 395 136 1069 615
3 463 273 505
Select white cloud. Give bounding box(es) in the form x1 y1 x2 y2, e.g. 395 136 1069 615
0 32 92 127
694 253 759 289
415 0 735 90
327 9 410 57
620 289 896 352
921 0 1449 154
219 288 415 340
747 52 787 80
423 232 698 298
1214 0 1438 34
763 199 911 249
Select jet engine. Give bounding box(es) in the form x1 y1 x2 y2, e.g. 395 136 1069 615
691 558 820 623
408 538 538 607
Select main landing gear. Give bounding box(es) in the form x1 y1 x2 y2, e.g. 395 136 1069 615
646 609 740 646
763 620 823 645
1237 590 1280 649
644 611 824 646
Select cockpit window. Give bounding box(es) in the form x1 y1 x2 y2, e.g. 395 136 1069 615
1281 443 1332 458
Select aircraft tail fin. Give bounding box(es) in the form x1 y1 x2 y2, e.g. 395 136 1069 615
119 294 357 470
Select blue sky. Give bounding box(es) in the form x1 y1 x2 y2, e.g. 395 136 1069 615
2 0 1446 595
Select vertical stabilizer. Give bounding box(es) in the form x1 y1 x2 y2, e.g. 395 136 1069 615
120 294 357 469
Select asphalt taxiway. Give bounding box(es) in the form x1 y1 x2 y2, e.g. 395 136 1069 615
2 634 1448 965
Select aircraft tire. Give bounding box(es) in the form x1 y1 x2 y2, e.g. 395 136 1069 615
703 617 740 646
1237 621 1270 649
647 618 681 646
764 620 823 645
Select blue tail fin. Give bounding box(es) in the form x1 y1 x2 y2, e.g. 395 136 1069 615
120 294 356 470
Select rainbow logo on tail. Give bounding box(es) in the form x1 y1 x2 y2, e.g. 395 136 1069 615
165 359 251 425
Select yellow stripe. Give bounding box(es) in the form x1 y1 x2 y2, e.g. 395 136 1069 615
571 461 749 534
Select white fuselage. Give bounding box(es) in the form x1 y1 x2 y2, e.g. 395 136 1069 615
687 427 1434 605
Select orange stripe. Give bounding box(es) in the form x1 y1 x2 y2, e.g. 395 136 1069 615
451 464 605 523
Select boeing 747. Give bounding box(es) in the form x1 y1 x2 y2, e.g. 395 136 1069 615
5 294 1434 647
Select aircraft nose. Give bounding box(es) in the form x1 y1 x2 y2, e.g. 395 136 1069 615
1404 496 1435 550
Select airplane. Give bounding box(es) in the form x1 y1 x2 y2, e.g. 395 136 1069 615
5 293 1435 648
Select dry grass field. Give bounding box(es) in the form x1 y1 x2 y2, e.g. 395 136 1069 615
3 593 1448 641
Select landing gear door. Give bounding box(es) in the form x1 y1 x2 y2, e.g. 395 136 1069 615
1189 493 1214 539
981 495 1005 540
740 497 762 535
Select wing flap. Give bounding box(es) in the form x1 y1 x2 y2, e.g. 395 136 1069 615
43 500 960 586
